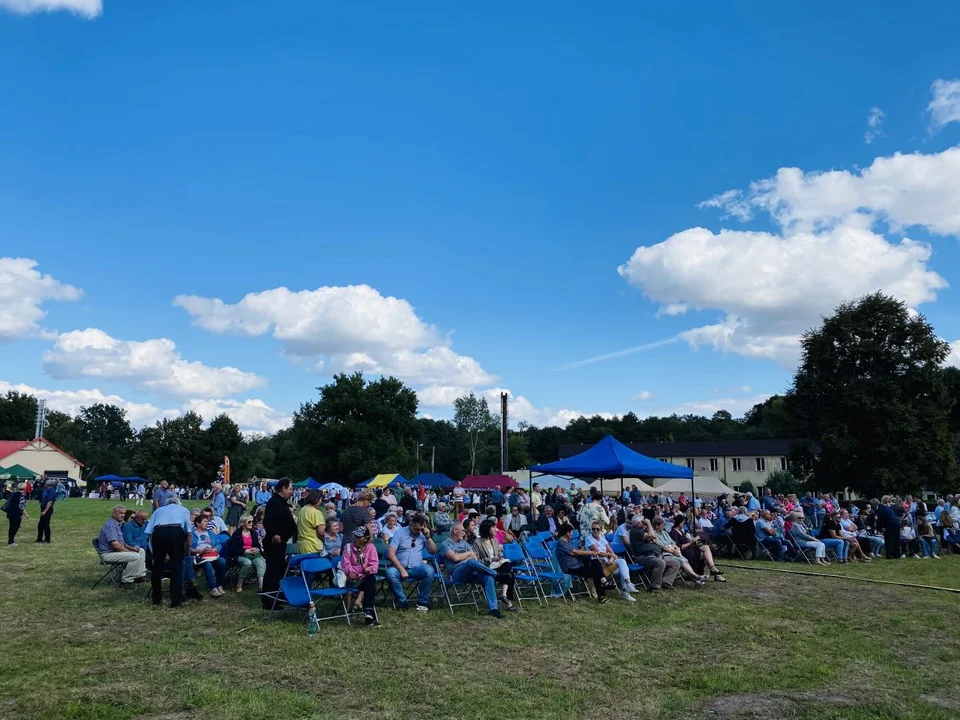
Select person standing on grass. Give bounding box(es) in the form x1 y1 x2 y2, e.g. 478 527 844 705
145 496 195 608
3 482 28 546
872 497 902 560
262 478 296 610
35 478 56 544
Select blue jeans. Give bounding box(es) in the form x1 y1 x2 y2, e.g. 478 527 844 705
195 556 226 590
821 538 846 560
759 537 788 560
451 559 498 611
920 537 938 557
385 563 435 606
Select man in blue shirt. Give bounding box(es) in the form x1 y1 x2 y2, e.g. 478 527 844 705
145 496 195 607
755 510 788 561
385 513 436 611
36 479 56 543
440 523 501 618
97 504 146 587
490 486 505 517
745 492 761 512
151 480 172 511
122 510 149 549
254 482 272 507
761 489 778 512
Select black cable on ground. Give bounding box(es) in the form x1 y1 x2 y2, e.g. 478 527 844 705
721 562 960 594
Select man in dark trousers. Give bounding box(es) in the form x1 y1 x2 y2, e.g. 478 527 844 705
145 496 193 608
872 497 901 560
36 479 56 543
262 478 296 609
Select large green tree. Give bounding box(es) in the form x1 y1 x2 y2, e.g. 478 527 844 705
0 391 38 440
294 372 419 484
790 292 957 496
74 403 136 478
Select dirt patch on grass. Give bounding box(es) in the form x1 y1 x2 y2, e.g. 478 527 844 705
699 690 856 718
921 694 960 711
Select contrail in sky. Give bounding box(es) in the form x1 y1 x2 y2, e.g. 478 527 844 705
556 336 681 370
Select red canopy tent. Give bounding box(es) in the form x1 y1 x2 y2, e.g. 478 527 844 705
460 474 519 491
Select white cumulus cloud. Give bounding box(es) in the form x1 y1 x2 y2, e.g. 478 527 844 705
0 380 173 428
928 79 960 132
700 147 960 235
182 398 292 435
643 394 773 420
42 328 267 398
175 283 496 399
619 218 945 364
0 258 82 340
0 0 101 17
632 390 655 401
622 145 960 365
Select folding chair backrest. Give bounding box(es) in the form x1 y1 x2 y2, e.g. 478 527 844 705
503 542 525 563
301 557 334 575
610 540 627 555
373 538 388 556
92 538 104 561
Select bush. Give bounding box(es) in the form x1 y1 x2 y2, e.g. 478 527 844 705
765 469 799 495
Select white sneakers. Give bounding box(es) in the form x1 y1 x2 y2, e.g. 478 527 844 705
623 583 640 593
619 589 637 602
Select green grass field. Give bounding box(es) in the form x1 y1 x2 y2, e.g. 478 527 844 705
2 499 959 720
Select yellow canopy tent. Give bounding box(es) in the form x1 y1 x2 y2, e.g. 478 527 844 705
363 473 405 489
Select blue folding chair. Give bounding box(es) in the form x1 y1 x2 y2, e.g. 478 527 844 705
431 554 482 616
610 540 651 590
523 541 568 602
503 542 544 607
258 551 322 611
300 557 358 625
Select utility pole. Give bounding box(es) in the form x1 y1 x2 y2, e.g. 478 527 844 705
35 399 48 439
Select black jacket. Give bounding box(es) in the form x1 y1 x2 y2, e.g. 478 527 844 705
535 513 557 534
225 528 264 561
263 494 296 545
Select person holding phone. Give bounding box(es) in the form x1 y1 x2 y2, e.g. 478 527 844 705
385 513 436 611
342 526 380 626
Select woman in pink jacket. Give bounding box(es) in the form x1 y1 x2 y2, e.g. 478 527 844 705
341 525 380 627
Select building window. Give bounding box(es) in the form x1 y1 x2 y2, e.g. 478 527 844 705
732 458 741 472
755 457 765 473
685 458 694 469
709 458 718 473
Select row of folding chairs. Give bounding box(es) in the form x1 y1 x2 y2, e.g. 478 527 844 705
262 528 660 627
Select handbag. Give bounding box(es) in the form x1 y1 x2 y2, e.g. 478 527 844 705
601 559 618 577
334 568 347 588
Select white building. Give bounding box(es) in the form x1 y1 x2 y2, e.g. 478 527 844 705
0 437 84 483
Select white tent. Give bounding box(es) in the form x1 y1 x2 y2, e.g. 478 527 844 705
654 476 737 497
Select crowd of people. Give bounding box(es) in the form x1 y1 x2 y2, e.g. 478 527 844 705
73 476 960 633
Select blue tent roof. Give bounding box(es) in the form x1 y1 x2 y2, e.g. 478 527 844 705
530 435 693 480
305 477 323 490
123 476 148 484
95 474 125 482
410 473 456 489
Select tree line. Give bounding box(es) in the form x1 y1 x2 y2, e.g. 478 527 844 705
3 293 959 496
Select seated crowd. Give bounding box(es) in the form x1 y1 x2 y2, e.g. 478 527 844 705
94 480 959 629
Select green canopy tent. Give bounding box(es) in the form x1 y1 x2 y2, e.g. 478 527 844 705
3 464 40 481
292 478 311 488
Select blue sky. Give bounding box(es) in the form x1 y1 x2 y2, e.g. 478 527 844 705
3 1 960 433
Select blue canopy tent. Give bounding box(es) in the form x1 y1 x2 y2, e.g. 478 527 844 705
529 434 694 496
306 477 323 490
123 476 148 484
410 473 456 489
95 474 125 483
